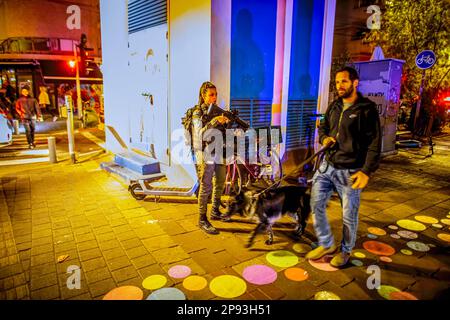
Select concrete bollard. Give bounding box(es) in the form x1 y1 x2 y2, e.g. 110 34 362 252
48 136 57 163
13 119 20 135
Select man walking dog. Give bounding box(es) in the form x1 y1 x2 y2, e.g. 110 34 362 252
306 66 381 267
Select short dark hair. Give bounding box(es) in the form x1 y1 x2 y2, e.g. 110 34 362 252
336 66 359 81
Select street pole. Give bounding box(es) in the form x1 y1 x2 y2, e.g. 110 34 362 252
65 95 76 164
413 69 426 133
73 43 83 122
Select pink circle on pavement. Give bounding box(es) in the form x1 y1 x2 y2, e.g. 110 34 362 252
242 265 277 285
308 255 339 272
168 265 192 279
380 256 392 263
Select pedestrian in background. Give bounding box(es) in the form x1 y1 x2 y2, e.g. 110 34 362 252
15 85 42 149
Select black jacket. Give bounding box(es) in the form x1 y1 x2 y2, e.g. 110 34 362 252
318 93 381 176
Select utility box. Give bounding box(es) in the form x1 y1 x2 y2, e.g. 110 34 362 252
353 59 405 156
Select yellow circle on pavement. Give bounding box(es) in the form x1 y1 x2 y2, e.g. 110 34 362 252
401 249 413 256
353 252 366 259
209 275 247 299
314 291 341 300
437 233 450 242
414 215 438 224
183 275 207 291
367 227 386 236
142 275 167 290
440 219 450 226
266 250 299 268
397 219 426 232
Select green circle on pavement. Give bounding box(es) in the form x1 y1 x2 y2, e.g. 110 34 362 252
378 285 401 300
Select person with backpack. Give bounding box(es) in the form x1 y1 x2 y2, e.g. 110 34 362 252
189 81 231 235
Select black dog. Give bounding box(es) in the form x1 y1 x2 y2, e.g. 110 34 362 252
226 184 311 248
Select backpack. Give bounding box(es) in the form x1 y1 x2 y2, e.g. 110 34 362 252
181 105 200 153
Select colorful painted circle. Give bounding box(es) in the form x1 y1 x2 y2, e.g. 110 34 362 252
437 233 450 242
380 256 392 263
389 291 419 300
367 234 378 239
142 275 167 290
314 291 341 300
401 249 413 256
368 227 386 236
183 275 207 291
266 250 299 268
284 268 309 282
440 219 450 226
168 265 192 279
209 275 247 299
397 230 418 239
406 241 430 252
242 265 277 285
353 252 366 259
388 225 399 230
308 255 338 272
103 286 143 300
292 243 311 254
397 219 426 232
390 234 401 239
146 288 186 300
432 224 443 229
362 241 396 256
378 285 401 300
427 243 436 248
414 215 438 224
351 259 363 267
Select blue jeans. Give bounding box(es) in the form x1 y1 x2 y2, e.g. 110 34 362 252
310 159 362 253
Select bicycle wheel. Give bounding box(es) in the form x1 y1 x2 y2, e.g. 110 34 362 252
220 163 242 208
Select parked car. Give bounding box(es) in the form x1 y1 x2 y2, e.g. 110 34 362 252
0 113 13 146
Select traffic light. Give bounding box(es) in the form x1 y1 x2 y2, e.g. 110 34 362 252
78 34 95 76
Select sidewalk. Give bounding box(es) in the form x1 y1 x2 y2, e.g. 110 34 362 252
0 130 449 300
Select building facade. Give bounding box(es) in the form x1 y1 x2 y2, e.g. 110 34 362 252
100 0 337 184
0 0 103 120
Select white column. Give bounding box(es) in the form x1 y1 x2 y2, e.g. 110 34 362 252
99 0 131 153
211 0 231 109
279 0 294 159
315 0 336 151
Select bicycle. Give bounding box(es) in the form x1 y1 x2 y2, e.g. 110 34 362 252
221 144 283 207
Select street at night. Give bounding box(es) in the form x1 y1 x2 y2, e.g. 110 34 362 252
0 0 449 309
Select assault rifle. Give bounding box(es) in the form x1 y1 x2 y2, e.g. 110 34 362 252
206 104 249 130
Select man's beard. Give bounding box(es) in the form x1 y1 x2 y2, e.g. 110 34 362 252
338 86 354 98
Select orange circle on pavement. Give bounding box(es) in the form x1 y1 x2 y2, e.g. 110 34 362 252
437 233 450 242
368 227 386 236
103 286 143 300
390 291 419 300
363 241 396 256
183 276 207 291
284 268 309 281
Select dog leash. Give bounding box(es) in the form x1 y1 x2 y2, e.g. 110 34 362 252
253 144 331 198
